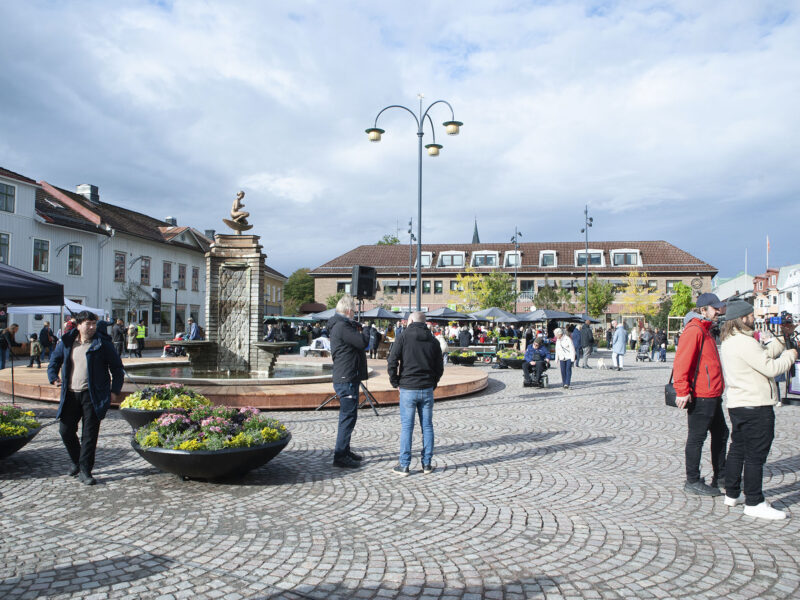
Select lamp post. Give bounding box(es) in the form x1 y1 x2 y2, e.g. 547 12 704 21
511 227 522 313
580 205 593 318
407 218 416 315
367 94 463 311
172 280 180 338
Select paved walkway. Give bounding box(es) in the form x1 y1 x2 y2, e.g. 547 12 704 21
2 351 800 599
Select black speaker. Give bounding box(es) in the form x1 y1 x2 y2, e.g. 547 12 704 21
351 265 377 299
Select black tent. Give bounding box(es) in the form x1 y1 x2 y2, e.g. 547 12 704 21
0 263 64 306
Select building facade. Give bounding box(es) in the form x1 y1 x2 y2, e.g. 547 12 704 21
310 240 717 317
752 268 780 323
263 265 287 316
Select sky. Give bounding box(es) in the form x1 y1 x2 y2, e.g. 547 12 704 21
1 0 799 279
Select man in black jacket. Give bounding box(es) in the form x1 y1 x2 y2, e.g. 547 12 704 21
328 294 369 469
579 320 595 368
387 311 444 476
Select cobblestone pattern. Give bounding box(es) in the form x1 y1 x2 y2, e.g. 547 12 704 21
2 351 800 599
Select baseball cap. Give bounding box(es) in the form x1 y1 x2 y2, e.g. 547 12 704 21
696 293 725 309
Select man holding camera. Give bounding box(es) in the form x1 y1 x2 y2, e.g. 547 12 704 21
328 294 369 469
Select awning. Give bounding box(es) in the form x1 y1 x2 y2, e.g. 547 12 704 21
382 280 399 286
538 280 557 288
7 297 105 317
0 263 65 306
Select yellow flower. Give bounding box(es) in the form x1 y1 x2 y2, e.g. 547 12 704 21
175 439 206 451
223 432 253 448
141 431 160 447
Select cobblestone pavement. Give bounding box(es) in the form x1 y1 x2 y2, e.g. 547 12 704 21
3 350 800 599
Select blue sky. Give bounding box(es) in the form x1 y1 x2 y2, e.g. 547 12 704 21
1 0 798 278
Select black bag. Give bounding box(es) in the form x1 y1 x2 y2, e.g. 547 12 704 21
665 330 705 408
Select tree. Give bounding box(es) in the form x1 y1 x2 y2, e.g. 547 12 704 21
284 268 315 307
651 297 672 330
120 280 150 322
556 287 576 313
453 268 516 312
578 275 615 317
532 278 559 310
669 282 694 317
326 290 345 309
619 271 660 317
377 234 400 245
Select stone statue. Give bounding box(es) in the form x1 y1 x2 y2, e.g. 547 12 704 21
223 190 253 233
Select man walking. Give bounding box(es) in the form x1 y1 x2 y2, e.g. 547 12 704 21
328 294 369 469
580 319 595 368
111 319 125 356
39 321 56 361
571 324 583 368
674 293 728 497
48 311 124 485
387 311 443 475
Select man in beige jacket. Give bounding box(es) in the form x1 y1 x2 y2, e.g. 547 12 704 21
719 301 798 520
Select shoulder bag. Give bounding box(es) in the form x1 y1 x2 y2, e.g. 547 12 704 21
665 329 705 408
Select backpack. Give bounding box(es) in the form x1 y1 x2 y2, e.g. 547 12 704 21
196 324 205 339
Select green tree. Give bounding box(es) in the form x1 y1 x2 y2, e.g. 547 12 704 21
377 234 400 245
453 269 516 311
532 278 559 310
578 275 615 317
669 282 694 317
326 290 345 309
619 271 660 317
284 268 315 307
651 297 672 330
556 287 576 313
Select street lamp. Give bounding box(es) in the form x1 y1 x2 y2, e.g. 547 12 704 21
367 94 463 311
511 227 522 313
172 280 180 338
580 205 593 318
407 218 416 314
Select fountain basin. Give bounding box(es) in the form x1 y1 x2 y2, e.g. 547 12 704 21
126 361 335 386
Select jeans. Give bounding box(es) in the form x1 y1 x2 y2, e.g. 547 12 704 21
334 380 360 459
612 352 624 369
59 390 102 475
0 347 9 370
559 360 573 386
725 406 775 506
398 387 434 467
685 396 728 483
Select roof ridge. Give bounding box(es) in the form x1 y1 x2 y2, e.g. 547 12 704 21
39 181 102 226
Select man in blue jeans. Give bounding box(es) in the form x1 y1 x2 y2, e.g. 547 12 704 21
328 294 370 469
387 311 443 476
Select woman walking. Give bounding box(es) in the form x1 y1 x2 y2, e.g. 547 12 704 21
719 301 797 520
554 327 576 389
126 323 140 358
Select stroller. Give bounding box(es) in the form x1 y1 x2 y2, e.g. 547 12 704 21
162 333 187 357
635 341 652 362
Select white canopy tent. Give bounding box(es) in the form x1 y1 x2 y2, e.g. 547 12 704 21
7 297 106 318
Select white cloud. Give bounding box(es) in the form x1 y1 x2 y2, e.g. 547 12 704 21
239 171 325 205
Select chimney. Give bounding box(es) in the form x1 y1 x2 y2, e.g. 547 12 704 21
204 229 216 239
76 184 99 203
165 216 177 226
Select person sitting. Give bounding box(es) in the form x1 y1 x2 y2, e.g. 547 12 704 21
523 337 550 387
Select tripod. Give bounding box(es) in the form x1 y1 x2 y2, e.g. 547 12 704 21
315 381 381 416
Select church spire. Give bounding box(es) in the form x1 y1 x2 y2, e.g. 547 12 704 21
472 218 480 244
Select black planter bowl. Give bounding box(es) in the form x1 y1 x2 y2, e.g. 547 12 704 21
0 427 42 460
498 357 525 369
120 408 169 431
450 355 478 366
131 433 292 481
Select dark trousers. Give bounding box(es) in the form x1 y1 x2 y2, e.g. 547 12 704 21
559 360 573 386
725 406 775 506
59 390 101 475
685 396 728 483
334 380 360 459
522 360 547 384
114 342 124 356
28 354 41 367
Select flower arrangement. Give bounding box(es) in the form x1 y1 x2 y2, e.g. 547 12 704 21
0 405 41 438
134 406 288 451
496 349 524 360
449 349 477 357
120 383 211 410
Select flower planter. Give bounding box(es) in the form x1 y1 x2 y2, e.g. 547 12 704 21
498 357 525 369
120 408 169 431
131 433 291 481
450 354 478 366
0 427 42 460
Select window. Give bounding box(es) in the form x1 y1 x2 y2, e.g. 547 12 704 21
178 264 187 290
538 280 557 290
520 280 536 292
114 252 125 282
471 252 498 267
190 304 200 323
160 305 172 334
33 239 49 272
434 280 443 294
539 251 557 267
666 280 681 294
162 262 172 288
450 280 463 291
277 288 281 302
438 252 465 267
0 183 14 213
771 276 776 285
576 252 603 267
175 304 186 333
417 252 432 268
140 257 151 285
504 251 521 267
265 285 271 301
336 281 351 293
422 281 431 294
788 292 794 303
647 280 657 289
192 267 199 292
68 244 82 276
0 233 8 264
772 295 778 305
758 282 763 290
612 251 640 266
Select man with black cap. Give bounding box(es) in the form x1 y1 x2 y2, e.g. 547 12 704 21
674 292 728 496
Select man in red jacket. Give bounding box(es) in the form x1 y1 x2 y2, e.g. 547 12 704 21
675 293 728 496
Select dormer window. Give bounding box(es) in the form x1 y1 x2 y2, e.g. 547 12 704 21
471 251 499 267
539 251 557 267
437 251 465 267
611 249 641 266
575 249 604 267
415 252 432 268
504 251 521 267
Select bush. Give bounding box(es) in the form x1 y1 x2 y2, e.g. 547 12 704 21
0 405 40 438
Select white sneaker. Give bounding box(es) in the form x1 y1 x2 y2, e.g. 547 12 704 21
743 501 787 520
724 494 743 507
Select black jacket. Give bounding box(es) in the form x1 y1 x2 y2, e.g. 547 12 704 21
580 326 594 348
387 322 443 389
458 329 472 347
328 312 369 383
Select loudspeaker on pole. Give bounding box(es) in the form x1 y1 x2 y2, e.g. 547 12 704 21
351 265 377 299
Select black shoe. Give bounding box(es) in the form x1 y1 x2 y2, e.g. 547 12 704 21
392 465 410 477
68 464 80 477
523 381 534 388
333 456 361 469
347 450 363 461
684 478 721 497
422 464 433 474
710 477 723 490
78 471 97 486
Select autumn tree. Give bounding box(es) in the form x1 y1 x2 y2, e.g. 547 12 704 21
619 271 660 317
454 268 516 312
